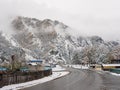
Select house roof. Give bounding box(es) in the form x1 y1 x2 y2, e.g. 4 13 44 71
0 67 7 71
29 60 43 62
111 59 120 61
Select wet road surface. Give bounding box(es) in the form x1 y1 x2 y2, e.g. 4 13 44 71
22 69 120 90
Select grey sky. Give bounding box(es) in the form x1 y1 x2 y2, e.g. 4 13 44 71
0 0 120 40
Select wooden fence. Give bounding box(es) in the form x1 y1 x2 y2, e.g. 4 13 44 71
0 69 52 88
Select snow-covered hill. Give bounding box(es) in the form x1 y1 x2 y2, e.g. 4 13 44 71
0 16 120 65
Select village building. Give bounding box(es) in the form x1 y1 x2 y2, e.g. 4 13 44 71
28 60 43 66
111 59 120 64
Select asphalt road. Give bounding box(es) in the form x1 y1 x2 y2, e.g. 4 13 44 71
22 69 120 90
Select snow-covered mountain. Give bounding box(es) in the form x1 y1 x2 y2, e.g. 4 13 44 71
0 16 120 65
0 32 25 66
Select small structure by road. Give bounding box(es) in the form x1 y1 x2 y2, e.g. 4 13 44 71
28 60 43 66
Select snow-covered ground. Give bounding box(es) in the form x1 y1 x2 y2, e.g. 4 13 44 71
52 65 66 71
1 66 69 90
102 64 120 66
97 70 120 77
71 65 89 69
110 72 120 76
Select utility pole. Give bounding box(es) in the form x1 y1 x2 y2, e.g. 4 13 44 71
68 45 71 67
11 55 15 71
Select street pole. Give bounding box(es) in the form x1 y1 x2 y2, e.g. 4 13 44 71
68 45 71 67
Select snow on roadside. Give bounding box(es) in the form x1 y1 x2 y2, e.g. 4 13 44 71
1 66 69 90
71 65 89 69
110 72 120 76
100 70 120 77
52 65 66 71
96 70 120 77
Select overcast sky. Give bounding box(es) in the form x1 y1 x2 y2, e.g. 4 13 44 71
0 0 120 40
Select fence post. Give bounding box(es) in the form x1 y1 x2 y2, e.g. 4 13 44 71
15 74 17 83
0 69 52 87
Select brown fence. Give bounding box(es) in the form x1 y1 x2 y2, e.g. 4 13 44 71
0 69 52 88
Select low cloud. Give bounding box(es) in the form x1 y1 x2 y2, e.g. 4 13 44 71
0 0 120 40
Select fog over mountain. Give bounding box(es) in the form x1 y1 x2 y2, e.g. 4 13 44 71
0 0 120 65
0 0 120 40
0 16 120 65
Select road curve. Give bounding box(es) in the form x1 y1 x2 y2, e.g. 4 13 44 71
22 69 120 90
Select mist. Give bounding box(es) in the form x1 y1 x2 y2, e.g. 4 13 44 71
0 0 120 40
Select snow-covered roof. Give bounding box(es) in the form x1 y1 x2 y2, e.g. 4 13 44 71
102 64 120 66
29 60 43 62
29 63 37 66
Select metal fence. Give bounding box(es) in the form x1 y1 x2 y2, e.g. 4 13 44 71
0 69 52 88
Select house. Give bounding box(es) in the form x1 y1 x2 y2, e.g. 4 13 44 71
27 60 44 71
111 59 120 64
0 67 8 71
90 64 120 71
0 67 8 75
28 60 43 66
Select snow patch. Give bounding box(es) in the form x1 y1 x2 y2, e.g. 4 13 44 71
2 33 19 47
102 64 120 66
71 65 89 69
110 72 120 76
96 70 120 77
52 65 66 71
25 53 35 60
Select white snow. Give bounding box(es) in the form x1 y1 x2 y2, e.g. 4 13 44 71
110 72 120 76
96 70 120 77
105 71 120 77
102 64 120 66
52 65 66 71
1 66 69 90
25 53 35 61
71 65 89 69
2 33 19 47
